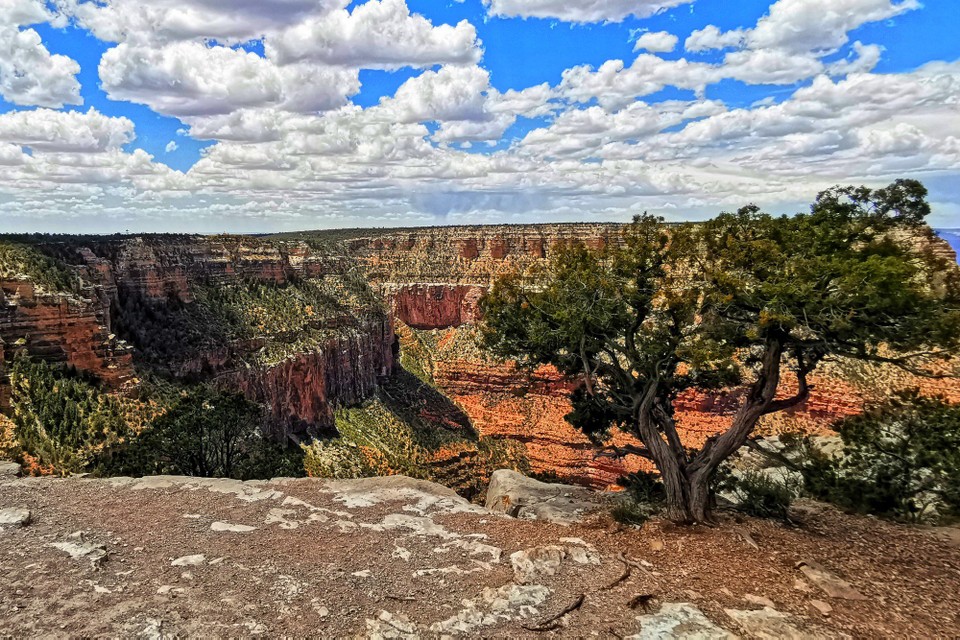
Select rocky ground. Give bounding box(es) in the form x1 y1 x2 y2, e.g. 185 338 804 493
1 465 958 638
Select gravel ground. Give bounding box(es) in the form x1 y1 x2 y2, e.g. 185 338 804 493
0 474 958 638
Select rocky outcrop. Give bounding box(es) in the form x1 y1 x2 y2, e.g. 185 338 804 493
486 469 607 524
223 321 395 440
5 472 949 638
387 283 485 330
0 281 134 398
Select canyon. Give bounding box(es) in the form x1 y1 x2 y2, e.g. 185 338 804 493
2 224 959 489
323 224 960 488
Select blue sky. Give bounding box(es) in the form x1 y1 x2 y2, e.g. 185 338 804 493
0 0 958 232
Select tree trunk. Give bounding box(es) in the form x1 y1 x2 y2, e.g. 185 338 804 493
654 449 716 524
660 466 714 524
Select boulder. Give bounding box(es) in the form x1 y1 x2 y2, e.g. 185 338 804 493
485 470 606 525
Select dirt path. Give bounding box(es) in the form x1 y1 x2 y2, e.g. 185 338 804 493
1 474 958 638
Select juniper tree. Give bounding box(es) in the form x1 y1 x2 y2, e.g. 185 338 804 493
481 180 960 523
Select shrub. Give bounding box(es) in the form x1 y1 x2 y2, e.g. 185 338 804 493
800 390 960 524
8 355 135 475
611 471 666 526
721 470 795 521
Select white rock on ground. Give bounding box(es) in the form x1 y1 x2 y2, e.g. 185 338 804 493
485 469 606 525
49 540 108 567
629 602 737 639
0 507 31 528
0 461 22 477
210 522 257 533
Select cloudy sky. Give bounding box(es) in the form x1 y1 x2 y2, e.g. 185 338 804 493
0 0 958 233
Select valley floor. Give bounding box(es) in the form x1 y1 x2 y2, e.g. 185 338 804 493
0 471 958 638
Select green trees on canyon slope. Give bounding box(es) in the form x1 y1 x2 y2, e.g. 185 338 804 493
481 180 960 523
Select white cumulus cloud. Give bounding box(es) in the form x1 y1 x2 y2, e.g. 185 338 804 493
633 31 679 53
482 0 695 23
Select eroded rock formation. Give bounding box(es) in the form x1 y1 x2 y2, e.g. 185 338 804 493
0 237 393 439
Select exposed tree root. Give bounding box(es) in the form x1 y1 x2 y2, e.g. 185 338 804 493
521 593 586 632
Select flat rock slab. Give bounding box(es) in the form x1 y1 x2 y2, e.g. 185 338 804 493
726 607 834 640
0 507 31 528
797 560 867 600
211 521 256 533
630 602 737 639
49 540 108 567
0 461 22 477
485 469 606 525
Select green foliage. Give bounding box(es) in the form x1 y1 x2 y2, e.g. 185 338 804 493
800 391 960 524
611 500 656 527
0 239 79 294
611 471 666 526
108 386 304 480
114 275 387 369
302 369 529 499
8 355 136 475
720 470 795 521
7 356 302 480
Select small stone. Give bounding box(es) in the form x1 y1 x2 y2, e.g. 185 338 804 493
744 594 776 608
0 461 22 477
797 560 867 601
809 600 833 616
510 546 566 584
211 521 256 533
50 540 108 568
725 607 811 640
352 570 372 578
171 555 206 567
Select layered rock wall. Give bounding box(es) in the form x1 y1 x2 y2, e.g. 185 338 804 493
0 280 134 408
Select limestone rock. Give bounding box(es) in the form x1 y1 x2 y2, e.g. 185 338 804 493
486 470 605 525
810 600 833 616
50 540 108 568
171 554 206 567
511 546 566 584
211 521 257 533
725 607 819 640
797 560 867 600
0 507 31 528
629 602 737 639
0 461 22 478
